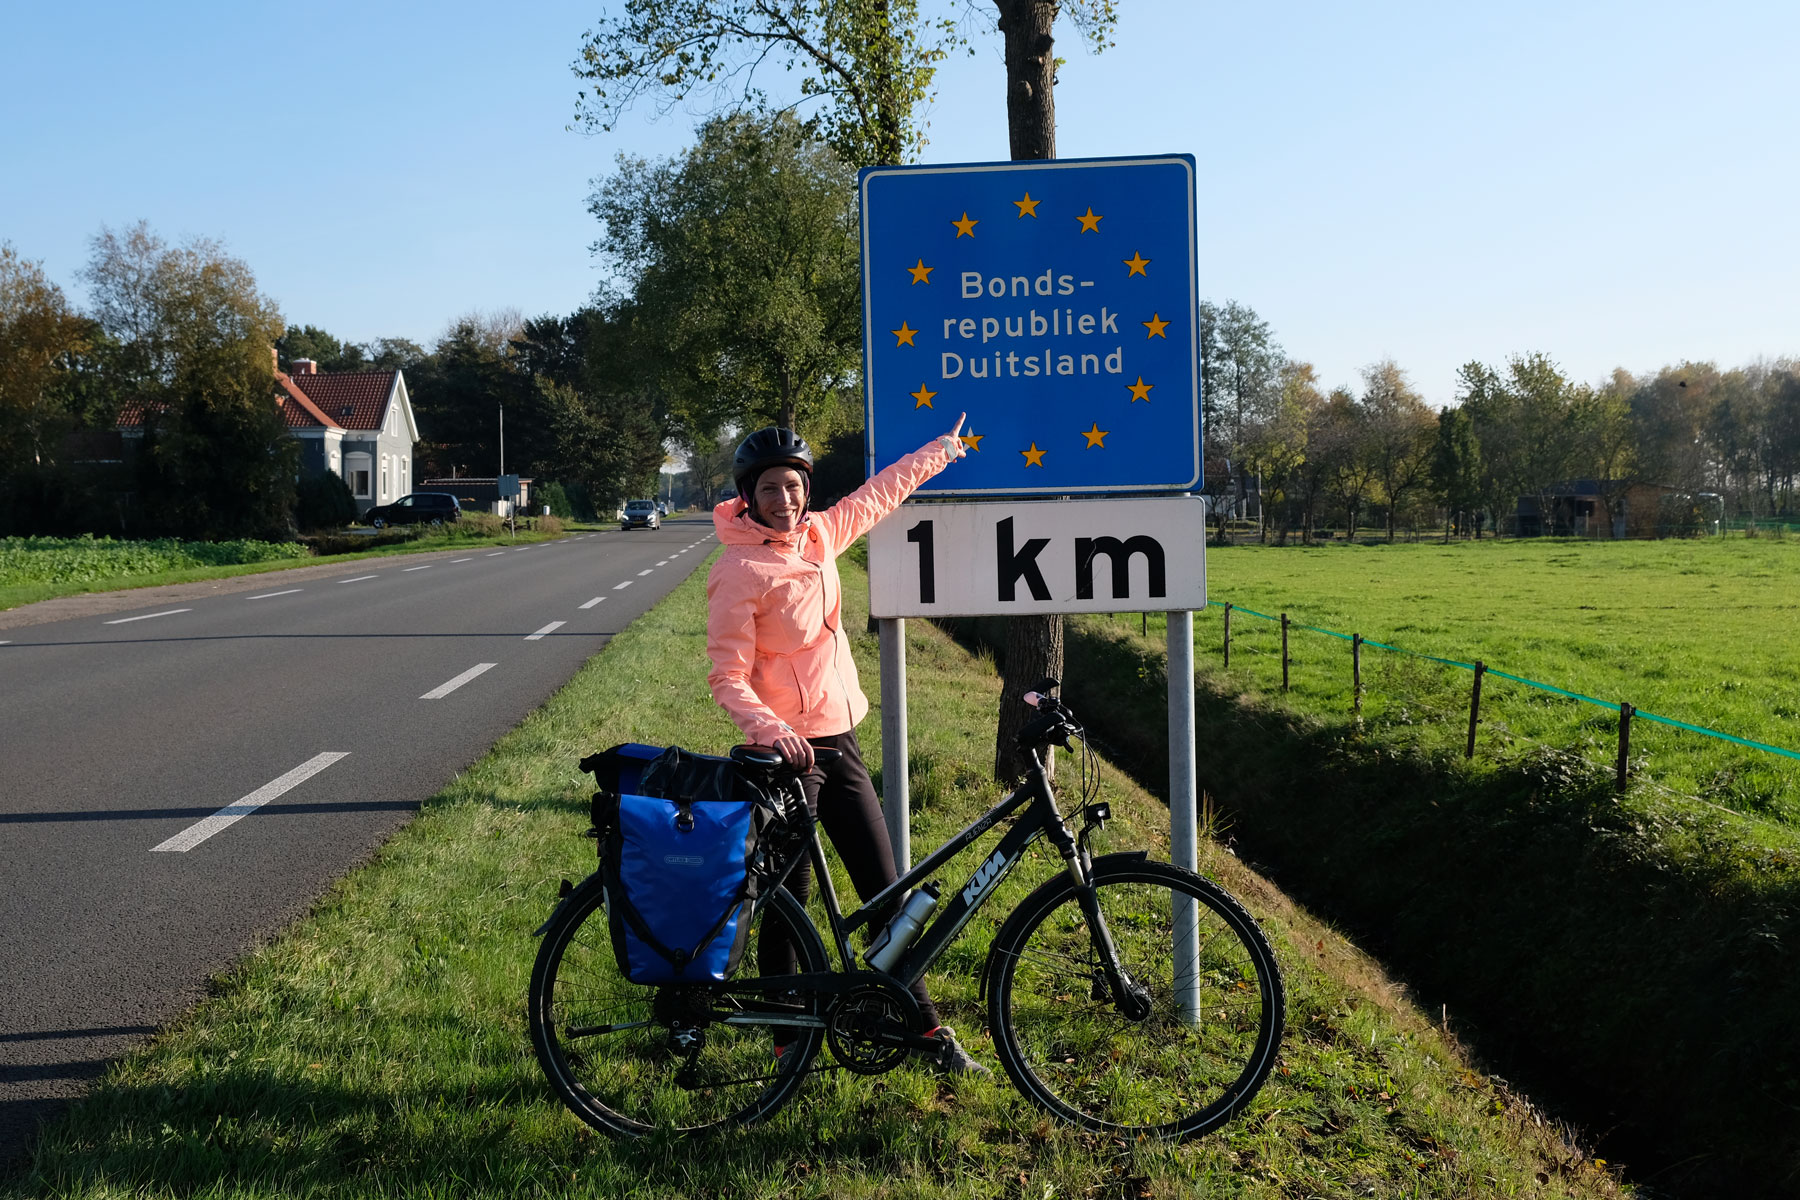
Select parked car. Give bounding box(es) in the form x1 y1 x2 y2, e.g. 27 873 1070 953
367 492 461 529
621 499 660 530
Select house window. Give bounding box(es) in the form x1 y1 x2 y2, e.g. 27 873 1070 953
381 455 389 500
345 451 372 500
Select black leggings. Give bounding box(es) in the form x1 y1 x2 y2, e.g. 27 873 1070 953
759 729 940 1034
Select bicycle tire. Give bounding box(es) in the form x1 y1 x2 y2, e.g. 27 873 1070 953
529 875 829 1137
986 858 1285 1140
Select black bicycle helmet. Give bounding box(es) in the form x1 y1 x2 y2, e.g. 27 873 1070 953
732 426 814 500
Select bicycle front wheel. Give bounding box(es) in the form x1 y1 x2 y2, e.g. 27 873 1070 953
529 876 828 1137
987 858 1285 1140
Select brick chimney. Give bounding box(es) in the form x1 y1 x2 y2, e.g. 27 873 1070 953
270 345 280 372
293 358 319 375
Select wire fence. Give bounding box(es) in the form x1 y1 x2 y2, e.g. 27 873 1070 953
1201 599 1800 796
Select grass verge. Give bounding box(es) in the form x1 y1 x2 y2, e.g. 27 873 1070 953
7 556 1625 1199
983 610 1800 1198
0 526 573 613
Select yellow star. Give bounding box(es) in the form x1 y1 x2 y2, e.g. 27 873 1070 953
1076 206 1103 233
951 212 978 238
1021 442 1046 467
1082 423 1109 448
911 383 937 409
908 258 933 285
1127 376 1154 403
892 321 917 347
961 430 983 452
1142 313 1170 339
1123 251 1151 276
1014 192 1040 218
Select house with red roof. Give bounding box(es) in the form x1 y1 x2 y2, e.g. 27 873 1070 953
116 351 420 519
277 357 420 516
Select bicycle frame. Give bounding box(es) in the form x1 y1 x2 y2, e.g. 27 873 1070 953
761 746 1087 992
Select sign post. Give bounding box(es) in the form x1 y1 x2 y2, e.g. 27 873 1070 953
860 156 1203 1015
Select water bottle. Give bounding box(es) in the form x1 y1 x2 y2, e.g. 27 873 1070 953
863 883 940 973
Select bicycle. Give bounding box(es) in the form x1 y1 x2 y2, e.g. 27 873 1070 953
529 680 1285 1140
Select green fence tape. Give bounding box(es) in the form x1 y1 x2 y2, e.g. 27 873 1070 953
1203 597 1800 764
1633 711 1800 762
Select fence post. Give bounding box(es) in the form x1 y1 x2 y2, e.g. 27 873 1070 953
1280 613 1290 691
1465 661 1486 758
1352 634 1362 714
1222 603 1232 668
1616 702 1634 793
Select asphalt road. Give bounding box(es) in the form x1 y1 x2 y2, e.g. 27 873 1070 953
0 519 716 1163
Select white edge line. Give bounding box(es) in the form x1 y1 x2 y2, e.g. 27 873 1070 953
246 589 302 600
150 752 350 853
579 597 605 609
420 661 497 700
105 608 191 624
525 620 566 641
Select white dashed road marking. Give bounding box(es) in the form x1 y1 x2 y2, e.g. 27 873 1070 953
247 589 302 600
150 752 350 853
580 597 605 609
637 569 654 577
487 552 505 557
420 662 498 700
105 609 191 624
657 560 669 566
452 558 473 563
526 621 565 641
613 580 633 590
403 565 432 572
339 575 377 584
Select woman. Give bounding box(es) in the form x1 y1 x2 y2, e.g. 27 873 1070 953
705 417 987 1076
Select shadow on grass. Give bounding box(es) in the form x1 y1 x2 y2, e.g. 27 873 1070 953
941 614 1800 1200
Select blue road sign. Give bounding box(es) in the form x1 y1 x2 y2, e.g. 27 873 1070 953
860 154 1200 496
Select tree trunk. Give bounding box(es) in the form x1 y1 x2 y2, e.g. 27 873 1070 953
991 0 1064 785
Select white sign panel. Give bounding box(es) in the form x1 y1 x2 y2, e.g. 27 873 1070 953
867 496 1206 618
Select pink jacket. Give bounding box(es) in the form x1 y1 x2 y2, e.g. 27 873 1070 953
706 438 956 745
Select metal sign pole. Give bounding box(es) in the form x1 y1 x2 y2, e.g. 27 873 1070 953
879 617 911 871
1167 609 1200 1022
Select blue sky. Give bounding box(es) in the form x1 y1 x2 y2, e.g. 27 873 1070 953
3 1 1795 405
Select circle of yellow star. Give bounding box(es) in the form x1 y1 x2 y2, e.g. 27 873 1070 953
961 430 984 452
951 212 978 238
1142 313 1170 339
1021 443 1046 467
1127 376 1154 402
1082 423 1109 448
1014 192 1040 218
1123 251 1151 276
910 383 937 409
1076 206 1103 233
908 258 933 285
892 321 917 347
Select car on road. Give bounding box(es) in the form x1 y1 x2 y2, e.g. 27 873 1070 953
367 492 462 529
621 499 660 530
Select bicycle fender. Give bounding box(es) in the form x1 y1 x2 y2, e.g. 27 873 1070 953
978 851 1149 1004
533 871 605 937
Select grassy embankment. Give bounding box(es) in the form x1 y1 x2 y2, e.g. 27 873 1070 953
7 555 1624 1200
1013 536 1800 1197
0 521 570 612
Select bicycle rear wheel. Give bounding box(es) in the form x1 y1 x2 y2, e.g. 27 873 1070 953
986 858 1284 1140
529 875 828 1136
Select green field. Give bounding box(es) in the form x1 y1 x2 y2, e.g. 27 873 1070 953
6 555 1625 1199
1174 537 1800 822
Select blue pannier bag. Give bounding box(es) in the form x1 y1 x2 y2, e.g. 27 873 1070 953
578 744 782 984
